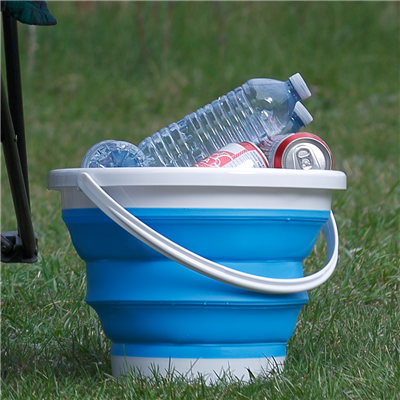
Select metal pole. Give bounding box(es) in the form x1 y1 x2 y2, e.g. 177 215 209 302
2 11 30 201
1 76 37 260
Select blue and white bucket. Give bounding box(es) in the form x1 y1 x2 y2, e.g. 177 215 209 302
47 168 346 382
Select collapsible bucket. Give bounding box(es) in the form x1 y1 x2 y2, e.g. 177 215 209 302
47 168 346 382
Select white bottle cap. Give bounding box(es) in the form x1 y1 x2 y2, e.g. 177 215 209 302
294 102 313 126
289 73 312 100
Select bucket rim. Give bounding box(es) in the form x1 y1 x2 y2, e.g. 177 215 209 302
47 168 346 191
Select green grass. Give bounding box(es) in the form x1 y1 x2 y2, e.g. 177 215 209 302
1 1 399 399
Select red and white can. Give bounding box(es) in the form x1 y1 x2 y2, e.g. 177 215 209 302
258 132 333 170
192 142 269 168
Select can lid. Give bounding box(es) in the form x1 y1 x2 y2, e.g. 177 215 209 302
289 73 312 100
274 133 333 170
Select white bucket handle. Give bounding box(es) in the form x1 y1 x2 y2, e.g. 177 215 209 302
77 172 339 294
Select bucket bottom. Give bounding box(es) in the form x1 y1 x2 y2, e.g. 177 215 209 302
111 355 285 383
111 343 286 383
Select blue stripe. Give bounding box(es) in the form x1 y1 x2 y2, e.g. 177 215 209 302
111 343 287 359
63 207 330 222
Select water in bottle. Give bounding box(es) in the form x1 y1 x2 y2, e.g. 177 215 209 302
138 73 311 167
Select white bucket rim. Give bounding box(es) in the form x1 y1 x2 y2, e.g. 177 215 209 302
47 167 346 191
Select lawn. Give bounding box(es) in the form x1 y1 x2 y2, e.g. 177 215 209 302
1 2 399 399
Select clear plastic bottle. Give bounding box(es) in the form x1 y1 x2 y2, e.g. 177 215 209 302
81 140 149 168
280 101 313 135
138 73 311 167
80 102 313 169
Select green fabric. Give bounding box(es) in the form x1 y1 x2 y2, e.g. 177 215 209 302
2 1 56 26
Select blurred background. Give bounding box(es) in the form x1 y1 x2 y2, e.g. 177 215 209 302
3 1 398 173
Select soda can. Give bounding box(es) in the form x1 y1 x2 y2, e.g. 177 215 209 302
258 132 333 170
192 142 269 168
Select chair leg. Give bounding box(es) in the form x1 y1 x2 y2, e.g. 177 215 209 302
1 10 38 263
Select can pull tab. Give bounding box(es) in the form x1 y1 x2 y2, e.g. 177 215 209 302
294 146 323 170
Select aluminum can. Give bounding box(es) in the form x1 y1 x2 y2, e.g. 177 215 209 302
192 142 269 168
258 132 333 170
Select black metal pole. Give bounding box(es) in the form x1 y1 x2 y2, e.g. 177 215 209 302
2 11 30 202
1 76 37 260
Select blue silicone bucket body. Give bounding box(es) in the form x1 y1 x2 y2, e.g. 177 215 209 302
47 168 346 381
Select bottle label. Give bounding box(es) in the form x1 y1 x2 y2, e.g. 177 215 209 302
192 142 269 168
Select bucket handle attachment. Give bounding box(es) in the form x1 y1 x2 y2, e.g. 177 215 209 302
77 172 339 294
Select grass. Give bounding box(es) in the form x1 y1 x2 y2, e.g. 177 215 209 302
1 1 399 399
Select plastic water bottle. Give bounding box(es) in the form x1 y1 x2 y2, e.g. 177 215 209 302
138 73 311 167
81 140 149 168
80 102 313 169
81 74 312 169
280 101 313 135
